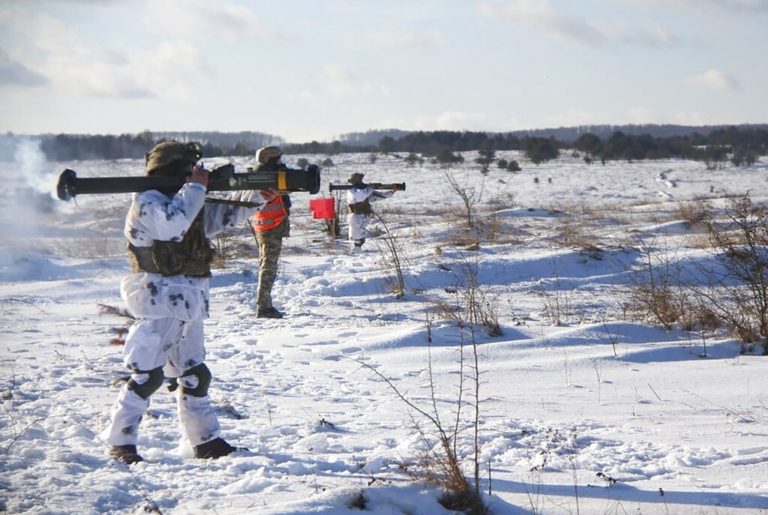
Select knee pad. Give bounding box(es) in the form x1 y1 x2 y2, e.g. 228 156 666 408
127 367 164 400
179 363 212 397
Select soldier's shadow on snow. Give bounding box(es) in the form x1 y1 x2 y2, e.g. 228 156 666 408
618 339 740 363
491 477 768 510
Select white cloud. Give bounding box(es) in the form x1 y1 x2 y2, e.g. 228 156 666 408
378 115 432 132
671 111 709 125
626 107 655 124
0 49 48 87
2 10 209 101
476 0 680 46
712 0 768 10
605 25 681 46
541 109 606 128
322 64 390 99
476 0 604 45
324 64 356 98
133 41 210 101
537 106 714 129
367 29 445 51
376 112 497 133
297 90 317 102
621 0 768 13
687 69 741 91
142 0 268 40
435 111 492 131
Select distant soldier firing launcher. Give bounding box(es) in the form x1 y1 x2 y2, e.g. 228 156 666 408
329 181 405 192
342 172 401 251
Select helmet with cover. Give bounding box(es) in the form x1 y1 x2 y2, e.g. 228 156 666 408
145 141 202 176
255 145 283 166
348 172 364 185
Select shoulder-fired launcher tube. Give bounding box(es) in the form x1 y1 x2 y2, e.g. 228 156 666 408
328 182 406 192
56 164 321 201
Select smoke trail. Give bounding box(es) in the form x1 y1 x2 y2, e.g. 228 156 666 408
14 138 57 196
0 139 57 243
0 139 74 281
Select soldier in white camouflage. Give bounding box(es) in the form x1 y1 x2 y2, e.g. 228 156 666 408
346 172 395 251
105 141 278 464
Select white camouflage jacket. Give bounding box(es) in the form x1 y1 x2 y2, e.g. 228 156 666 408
121 182 268 321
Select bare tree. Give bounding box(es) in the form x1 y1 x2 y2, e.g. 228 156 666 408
699 195 768 352
625 235 689 330
373 213 407 298
445 171 484 229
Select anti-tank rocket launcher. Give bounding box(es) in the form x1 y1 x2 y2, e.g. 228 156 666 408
328 182 405 192
56 163 321 201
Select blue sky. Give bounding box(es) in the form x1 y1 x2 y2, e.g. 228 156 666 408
1 0 766 143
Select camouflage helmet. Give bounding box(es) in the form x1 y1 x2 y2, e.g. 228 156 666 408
348 172 364 185
145 141 202 176
255 145 283 166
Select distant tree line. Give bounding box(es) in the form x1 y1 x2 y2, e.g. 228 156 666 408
287 127 766 168
364 127 768 168
569 126 768 168
0 130 282 162
2 126 765 168
338 124 768 146
39 132 157 161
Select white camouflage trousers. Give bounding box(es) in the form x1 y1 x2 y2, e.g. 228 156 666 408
348 212 371 241
104 317 221 447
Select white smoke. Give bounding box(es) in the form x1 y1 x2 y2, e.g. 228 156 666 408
0 139 58 247
14 138 57 196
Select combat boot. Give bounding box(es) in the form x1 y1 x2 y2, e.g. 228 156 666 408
257 307 284 319
110 444 144 465
194 437 239 459
351 238 366 253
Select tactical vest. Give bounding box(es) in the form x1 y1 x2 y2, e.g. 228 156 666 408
127 211 214 277
348 198 372 215
348 185 373 215
251 195 289 232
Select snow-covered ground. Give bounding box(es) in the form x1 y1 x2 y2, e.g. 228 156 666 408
1 145 767 514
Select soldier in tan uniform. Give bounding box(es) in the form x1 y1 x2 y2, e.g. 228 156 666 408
249 146 291 318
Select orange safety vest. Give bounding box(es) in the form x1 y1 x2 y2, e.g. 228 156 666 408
251 195 288 232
